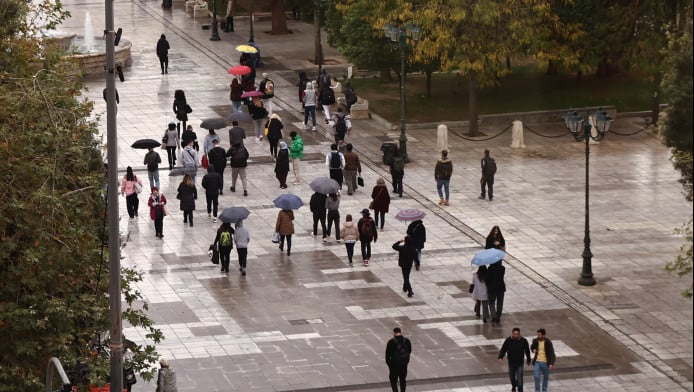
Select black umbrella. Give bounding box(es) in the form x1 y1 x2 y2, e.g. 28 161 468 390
227 111 253 122
200 118 227 130
131 138 161 149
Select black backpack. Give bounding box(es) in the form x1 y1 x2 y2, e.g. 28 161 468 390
394 339 410 363
392 156 405 172
344 84 357 107
361 217 374 240
335 115 347 134
329 151 342 169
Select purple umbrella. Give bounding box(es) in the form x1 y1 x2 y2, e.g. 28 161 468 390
394 209 426 221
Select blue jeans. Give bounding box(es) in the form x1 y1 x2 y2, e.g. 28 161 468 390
509 363 524 391
436 179 450 200
232 100 243 113
534 362 549 392
148 170 160 190
304 105 316 127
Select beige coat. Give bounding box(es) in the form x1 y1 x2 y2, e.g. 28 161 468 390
340 221 359 242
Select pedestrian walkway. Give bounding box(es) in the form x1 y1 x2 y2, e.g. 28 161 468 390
59 0 693 390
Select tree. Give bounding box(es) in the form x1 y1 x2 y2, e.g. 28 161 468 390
0 1 161 389
270 0 289 35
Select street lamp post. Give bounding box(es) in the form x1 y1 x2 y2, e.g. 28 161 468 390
210 0 221 41
384 23 421 163
563 108 613 286
248 0 254 42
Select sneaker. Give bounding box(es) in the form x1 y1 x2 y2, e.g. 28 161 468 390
241 268 246 276
243 190 248 196
259 135 264 141
208 213 212 217
311 126 317 131
407 291 414 297
479 195 485 200
213 218 217 223
349 262 353 267
336 239 342 243
255 136 260 141
230 187 236 192
323 237 328 242
364 259 369 266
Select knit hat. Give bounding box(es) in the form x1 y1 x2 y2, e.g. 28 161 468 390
361 208 370 215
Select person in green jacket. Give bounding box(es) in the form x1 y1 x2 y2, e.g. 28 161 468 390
289 131 304 185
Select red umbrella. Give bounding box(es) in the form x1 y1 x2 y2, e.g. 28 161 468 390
227 65 251 76
241 90 264 98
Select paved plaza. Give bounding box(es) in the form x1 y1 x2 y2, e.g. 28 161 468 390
60 0 692 390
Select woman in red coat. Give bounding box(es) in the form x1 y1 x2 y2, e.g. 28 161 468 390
148 187 168 238
370 178 391 230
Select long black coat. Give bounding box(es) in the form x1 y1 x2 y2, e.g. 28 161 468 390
177 183 197 211
201 168 222 196
275 149 290 174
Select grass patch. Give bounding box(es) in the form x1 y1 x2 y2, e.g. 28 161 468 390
350 69 654 123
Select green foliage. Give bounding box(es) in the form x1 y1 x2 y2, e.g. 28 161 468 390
665 219 693 299
0 1 161 389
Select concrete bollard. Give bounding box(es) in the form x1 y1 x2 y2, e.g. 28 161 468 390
510 120 526 148
437 124 449 152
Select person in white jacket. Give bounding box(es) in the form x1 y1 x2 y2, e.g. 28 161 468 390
234 220 250 275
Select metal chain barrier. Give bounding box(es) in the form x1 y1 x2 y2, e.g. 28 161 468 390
454 123 513 141
523 123 568 138
609 125 649 136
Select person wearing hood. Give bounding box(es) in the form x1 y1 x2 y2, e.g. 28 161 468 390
234 220 250 275
266 113 284 158
181 139 198 182
201 164 222 222
340 214 359 266
392 236 417 297
406 219 426 270
275 141 290 188
434 150 453 206
302 81 317 131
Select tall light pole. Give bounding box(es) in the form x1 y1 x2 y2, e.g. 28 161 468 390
248 0 254 42
313 0 324 75
563 108 613 286
384 23 421 163
210 0 221 41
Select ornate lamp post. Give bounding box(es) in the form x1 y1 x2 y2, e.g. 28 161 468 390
384 23 422 163
248 0 254 42
563 108 613 286
210 0 221 41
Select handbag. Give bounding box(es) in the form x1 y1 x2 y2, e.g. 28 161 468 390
368 200 374 209
208 244 219 264
201 154 209 169
357 176 364 187
123 367 137 386
134 181 143 194
185 104 193 113
271 231 281 243
468 284 475 293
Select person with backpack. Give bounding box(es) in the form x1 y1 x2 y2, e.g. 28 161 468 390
143 146 162 190
370 178 391 231
390 148 405 197
325 144 345 188
331 107 351 144
213 222 234 273
392 236 417 297
434 149 453 206
480 149 497 201
385 327 412 392
309 191 328 241
406 219 426 271
357 208 378 266
259 72 275 116
343 79 358 110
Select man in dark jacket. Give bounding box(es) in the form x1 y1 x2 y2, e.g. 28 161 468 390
201 165 222 222
156 34 170 73
531 328 556 392
498 327 531 392
228 121 246 146
392 237 416 297
181 125 199 151
227 143 249 196
487 261 506 322
385 327 412 392
309 192 328 240
480 149 497 201
406 219 426 270
207 139 227 195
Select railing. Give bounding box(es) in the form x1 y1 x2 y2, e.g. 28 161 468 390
45 357 72 392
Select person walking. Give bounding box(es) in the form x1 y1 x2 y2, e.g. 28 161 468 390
342 144 361 195
201 165 222 222
392 236 417 297
325 193 341 242
156 34 170 74
163 122 178 170
155 358 177 392
390 148 405 197
227 142 249 196
309 191 328 241
144 146 162 189
340 214 358 266
318 69 335 122
202 128 220 156
434 150 453 206
486 225 506 250
302 81 317 131
326 144 345 188
228 120 246 146
487 260 506 323
531 328 556 392
248 98 268 141
181 139 198 182
406 219 426 271
181 125 199 151
357 208 377 266
385 327 412 392
498 327 532 392
176 174 197 227
275 141 290 188
371 178 391 231
148 186 167 239
207 139 227 195
289 131 304 185
480 149 497 201
259 72 275 116
172 89 190 135
213 222 234 273
297 71 308 114
229 78 244 113
331 106 350 144
266 113 284 158
275 209 295 257
120 166 142 219
471 265 490 323
234 220 250 275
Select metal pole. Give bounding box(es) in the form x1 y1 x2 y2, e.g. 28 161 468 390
398 32 408 162
248 0 254 41
313 0 324 74
211 0 221 40
579 122 596 286
105 0 123 389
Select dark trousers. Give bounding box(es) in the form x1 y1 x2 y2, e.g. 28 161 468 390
154 217 163 236
360 240 372 261
166 146 177 168
224 16 234 32
509 363 524 391
488 291 505 320
125 193 139 218
334 132 345 145
183 209 194 226
401 265 413 294
312 213 326 237
206 194 219 216
276 171 288 187
268 137 280 157
481 177 494 199
217 168 225 192
374 210 386 229
159 56 168 72
219 246 232 271
326 210 340 240
389 364 408 392
237 248 247 268
392 173 403 196
279 234 292 253
330 168 344 187
345 242 355 263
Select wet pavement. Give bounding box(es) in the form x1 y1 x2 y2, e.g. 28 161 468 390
59 0 693 390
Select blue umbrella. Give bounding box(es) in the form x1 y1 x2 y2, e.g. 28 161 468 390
273 193 303 210
218 207 250 224
471 248 506 266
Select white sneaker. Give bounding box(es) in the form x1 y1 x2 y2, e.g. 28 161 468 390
323 237 328 242
213 218 217 223
255 136 260 141
311 126 317 131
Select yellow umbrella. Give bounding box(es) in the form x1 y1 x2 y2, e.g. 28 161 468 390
235 44 258 54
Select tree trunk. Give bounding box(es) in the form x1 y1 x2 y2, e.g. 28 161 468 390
425 71 432 98
468 73 479 137
546 60 559 75
651 74 661 126
380 68 392 82
270 0 288 35
506 55 511 69
313 2 323 66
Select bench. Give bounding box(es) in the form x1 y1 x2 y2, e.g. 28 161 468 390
349 97 369 119
185 0 208 17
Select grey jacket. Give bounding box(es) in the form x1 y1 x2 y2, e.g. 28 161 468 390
234 221 250 248
156 367 177 392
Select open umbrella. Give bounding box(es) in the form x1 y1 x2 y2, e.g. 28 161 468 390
471 248 506 266
241 90 264 99
131 138 161 149
227 111 253 122
273 194 303 210
168 167 197 176
235 44 258 53
218 207 251 224
227 65 252 76
200 118 227 130
395 209 426 221
309 177 340 195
